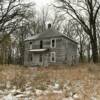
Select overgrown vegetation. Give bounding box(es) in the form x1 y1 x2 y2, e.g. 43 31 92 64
0 64 100 91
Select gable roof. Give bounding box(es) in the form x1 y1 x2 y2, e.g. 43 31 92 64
25 28 78 44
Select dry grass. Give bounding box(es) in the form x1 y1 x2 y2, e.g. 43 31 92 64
0 64 100 100
37 93 63 100
0 63 100 85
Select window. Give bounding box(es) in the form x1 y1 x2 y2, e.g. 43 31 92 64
40 40 43 49
51 39 56 48
30 41 32 45
50 52 56 62
30 41 32 49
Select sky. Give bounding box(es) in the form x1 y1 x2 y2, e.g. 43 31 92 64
33 0 53 7
27 0 54 9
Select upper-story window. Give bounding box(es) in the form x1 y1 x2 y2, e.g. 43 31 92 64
40 40 43 49
30 41 32 49
51 39 56 48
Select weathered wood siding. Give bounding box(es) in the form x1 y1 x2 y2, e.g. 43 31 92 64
24 37 66 66
50 37 65 64
24 36 78 66
63 37 78 65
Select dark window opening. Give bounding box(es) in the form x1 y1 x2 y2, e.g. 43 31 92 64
48 23 51 29
51 39 56 48
52 40 55 47
30 42 32 44
52 56 54 61
30 42 32 49
40 40 43 49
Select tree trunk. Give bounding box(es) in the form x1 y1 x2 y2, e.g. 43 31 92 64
87 43 91 63
91 39 98 63
79 45 84 62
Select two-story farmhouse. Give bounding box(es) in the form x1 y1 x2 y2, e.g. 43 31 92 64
24 24 78 66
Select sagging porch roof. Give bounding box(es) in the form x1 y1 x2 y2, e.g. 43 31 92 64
29 48 49 52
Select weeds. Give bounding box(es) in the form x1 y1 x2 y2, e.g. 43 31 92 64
0 64 99 92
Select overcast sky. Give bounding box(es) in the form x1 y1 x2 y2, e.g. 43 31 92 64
34 0 53 7
27 0 54 9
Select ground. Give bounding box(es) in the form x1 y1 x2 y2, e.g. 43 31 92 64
0 64 100 100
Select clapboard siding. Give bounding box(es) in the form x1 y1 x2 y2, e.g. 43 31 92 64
24 37 66 66
63 37 78 65
24 28 78 66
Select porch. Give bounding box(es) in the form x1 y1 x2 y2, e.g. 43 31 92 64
29 49 50 67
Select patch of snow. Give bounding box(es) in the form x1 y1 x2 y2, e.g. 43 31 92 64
73 93 80 99
53 90 63 94
53 83 60 90
3 93 18 100
43 90 50 95
6 81 11 89
62 97 74 100
35 89 43 96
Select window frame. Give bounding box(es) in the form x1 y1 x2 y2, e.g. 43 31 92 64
50 38 56 48
50 52 56 62
29 41 32 49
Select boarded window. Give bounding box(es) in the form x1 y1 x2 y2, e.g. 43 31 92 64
50 52 56 62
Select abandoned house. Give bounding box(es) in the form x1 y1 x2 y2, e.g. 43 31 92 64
24 24 78 66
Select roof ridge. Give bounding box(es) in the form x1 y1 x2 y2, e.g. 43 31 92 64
25 28 78 44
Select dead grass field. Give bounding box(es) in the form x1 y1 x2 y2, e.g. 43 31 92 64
0 63 100 100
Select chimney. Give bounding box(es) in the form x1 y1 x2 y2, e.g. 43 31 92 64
48 23 51 29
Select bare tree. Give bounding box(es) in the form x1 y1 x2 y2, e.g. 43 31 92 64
0 0 34 64
51 8 65 31
0 0 33 42
63 19 89 62
29 6 50 34
96 17 100 60
55 0 100 63
12 5 35 65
